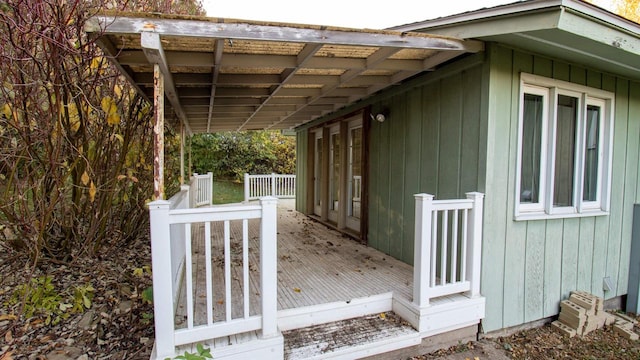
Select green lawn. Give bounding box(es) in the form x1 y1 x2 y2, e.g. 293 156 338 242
213 179 244 204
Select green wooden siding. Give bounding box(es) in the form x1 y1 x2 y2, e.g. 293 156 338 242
367 63 485 265
482 43 640 332
294 43 640 334
295 129 308 213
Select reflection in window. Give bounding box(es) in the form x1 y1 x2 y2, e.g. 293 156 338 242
330 133 340 210
520 94 543 204
315 137 323 207
583 105 600 202
349 127 362 219
553 95 577 207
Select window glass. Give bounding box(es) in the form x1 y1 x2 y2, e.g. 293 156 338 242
330 132 340 210
553 94 578 207
315 137 322 207
583 105 601 201
349 127 362 219
520 93 544 203
516 74 613 219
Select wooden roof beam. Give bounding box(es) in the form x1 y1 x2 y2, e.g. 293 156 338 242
141 31 192 134
94 36 151 104
92 16 471 51
237 43 324 131
207 39 224 132
267 47 400 129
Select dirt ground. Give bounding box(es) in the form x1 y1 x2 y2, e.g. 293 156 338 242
414 316 640 360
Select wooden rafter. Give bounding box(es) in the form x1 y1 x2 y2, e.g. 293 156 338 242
86 14 484 133
207 39 224 132
141 31 192 134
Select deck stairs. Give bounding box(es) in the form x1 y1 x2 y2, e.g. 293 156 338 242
283 312 420 360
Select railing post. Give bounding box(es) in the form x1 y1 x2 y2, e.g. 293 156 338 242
148 200 175 357
180 184 190 209
466 192 484 298
189 175 196 208
292 175 296 197
260 196 278 338
271 173 276 197
413 193 434 308
244 173 250 203
207 172 213 206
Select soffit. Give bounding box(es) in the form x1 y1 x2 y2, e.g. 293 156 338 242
392 1 640 80
86 13 482 134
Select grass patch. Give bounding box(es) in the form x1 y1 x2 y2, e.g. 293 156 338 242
213 179 244 204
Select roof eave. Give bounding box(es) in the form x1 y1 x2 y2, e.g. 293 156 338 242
390 0 640 39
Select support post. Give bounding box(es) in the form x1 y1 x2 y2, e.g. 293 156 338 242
244 173 250 203
466 192 484 298
148 200 174 356
180 123 185 185
260 197 278 338
153 63 165 200
188 135 192 178
413 193 434 308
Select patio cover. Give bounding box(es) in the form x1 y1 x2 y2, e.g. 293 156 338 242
86 13 483 134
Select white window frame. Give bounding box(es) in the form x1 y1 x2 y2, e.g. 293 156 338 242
515 73 614 221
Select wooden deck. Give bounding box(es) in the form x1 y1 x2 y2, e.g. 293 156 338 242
175 199 415 328
169 199 485 359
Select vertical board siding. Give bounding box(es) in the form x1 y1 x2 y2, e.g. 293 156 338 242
403 89 423 262
295 130 308 213
483 43 640 332
503 50 532 328
389 95 407 260
481 44 513 332
367 65 484 265
543 220 563 318
377 99 393 255
606 79 629 298
368 109 381 251
618 80 639 295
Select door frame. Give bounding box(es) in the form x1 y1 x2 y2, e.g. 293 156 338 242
346 117 363 232
307 109 369 240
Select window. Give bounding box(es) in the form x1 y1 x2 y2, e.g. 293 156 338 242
515 74 614 220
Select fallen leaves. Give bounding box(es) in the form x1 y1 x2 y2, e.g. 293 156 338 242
293 288 301 293
0 236 155 358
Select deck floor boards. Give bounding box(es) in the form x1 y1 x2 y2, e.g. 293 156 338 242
175 200 415 328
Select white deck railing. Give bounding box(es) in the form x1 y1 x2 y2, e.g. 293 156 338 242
190 172 213 207
413 192 484 308
244 173 296 202
149 190 278 358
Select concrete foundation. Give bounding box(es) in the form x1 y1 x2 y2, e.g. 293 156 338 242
362 324 478 360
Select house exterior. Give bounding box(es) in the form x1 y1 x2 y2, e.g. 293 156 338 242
89 0 640 358
294 0 640 334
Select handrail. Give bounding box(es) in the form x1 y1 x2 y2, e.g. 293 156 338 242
413 192 484 308
244 173 296 202
148 197 279 357
190 172 213 207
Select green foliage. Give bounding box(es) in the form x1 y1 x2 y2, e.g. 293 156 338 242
72 284 95 313
0 0 188 262
165 343 213 360
212 180 244 204
140 311 154 325
190 131 295 181
6 276 94 325
141 286 154 304
10 276 65 325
